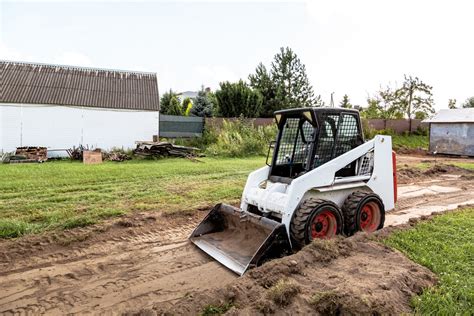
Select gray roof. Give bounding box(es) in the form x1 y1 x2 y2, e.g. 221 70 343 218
423 108 474 123
0 60 160 111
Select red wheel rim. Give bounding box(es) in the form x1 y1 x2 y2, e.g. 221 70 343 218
360 201 381 232
311 210 337 239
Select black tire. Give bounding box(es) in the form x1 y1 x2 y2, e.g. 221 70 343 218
342 191 385 236
290 198 343 250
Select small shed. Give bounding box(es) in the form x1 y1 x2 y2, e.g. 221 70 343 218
423 108 474 156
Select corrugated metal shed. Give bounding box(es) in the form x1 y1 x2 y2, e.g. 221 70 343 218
423 109 474 156
423 108 474 123
0 60 160 111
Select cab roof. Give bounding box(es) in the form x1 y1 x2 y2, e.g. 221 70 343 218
274 107 360 116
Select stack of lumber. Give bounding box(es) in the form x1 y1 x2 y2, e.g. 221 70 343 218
103 152 131 162
133 141 200 158
11 147 48 163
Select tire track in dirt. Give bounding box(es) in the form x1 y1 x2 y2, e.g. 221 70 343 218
0 175 473 315
0 214 236 315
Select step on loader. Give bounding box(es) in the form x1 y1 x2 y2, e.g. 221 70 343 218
190 108 397 275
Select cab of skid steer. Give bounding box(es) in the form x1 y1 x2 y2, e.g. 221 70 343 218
268 108 364 181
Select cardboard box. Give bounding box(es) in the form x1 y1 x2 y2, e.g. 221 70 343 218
83 150 102 164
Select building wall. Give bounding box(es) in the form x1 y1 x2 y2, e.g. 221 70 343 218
0 103 159 154
429 122 474 156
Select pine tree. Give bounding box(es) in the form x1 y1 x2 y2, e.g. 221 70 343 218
249 47 322 117
271 47 320 109
249 63 277 117
190 88 214 117
339 94 352 108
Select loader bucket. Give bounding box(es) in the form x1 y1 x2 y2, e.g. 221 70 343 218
190 203 291 276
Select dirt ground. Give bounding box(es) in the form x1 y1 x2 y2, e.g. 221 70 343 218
0 155 472 315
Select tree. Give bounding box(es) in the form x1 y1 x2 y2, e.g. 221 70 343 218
215 80 263 117
249 47 322 117
339 94 352 108
448 99 457 109
160 89 180 115
182 97 193 116
190 88 215 117
248 63 277 117
462 97 474 108
378 86 404 119
392 75 435 132
361 98 383 119
271 47 321 109
167 96 183 116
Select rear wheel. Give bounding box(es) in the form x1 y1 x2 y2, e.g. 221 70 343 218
290 199 343 249
342 191 385 236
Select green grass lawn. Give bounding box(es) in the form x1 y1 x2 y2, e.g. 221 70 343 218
0 157 265 238
452 162 474 171
391 134 428 150
384 208 474 314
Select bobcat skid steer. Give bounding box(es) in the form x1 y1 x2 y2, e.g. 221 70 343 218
190 108 397 275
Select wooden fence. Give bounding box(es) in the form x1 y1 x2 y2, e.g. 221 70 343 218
159 115 427 138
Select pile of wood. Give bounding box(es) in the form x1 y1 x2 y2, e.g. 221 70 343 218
11 147 48 163
133 141 201 158
103 151 131 162
67 145 89 161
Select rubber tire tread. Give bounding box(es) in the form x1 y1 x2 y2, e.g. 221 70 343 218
342 191 385 236
290 198 341 250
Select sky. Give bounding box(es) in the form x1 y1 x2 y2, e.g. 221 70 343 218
1 0 473 110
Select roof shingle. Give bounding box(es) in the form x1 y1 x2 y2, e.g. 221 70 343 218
0 60 160 111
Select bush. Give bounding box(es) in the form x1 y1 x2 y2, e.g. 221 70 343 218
206 118 276 157
206 119 276 157
173 127 219 150
215 80 263 117
413 125 429 136
362 121 396 139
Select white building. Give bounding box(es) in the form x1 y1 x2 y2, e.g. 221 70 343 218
0 61 160 155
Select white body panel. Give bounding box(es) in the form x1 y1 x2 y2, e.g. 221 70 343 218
241 135 395 237
0 104 159 155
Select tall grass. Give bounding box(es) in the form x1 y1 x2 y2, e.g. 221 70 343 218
176 118 428 155
174 118 277 157
206 119 277 157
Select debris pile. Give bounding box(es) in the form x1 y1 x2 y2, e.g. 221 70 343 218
5 147 48 163
67 145 89 161
103 151 132 162
133 141 201 158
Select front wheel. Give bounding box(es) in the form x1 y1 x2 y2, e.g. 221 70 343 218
290 199 343 249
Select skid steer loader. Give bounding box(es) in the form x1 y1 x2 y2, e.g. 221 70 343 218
190 108 397 275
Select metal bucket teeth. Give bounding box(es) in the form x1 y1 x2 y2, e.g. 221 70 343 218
189 203 291 275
